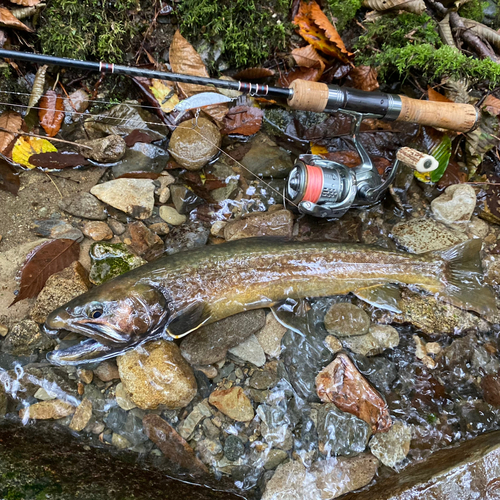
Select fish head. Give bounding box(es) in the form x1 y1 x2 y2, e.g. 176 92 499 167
45 280 168 347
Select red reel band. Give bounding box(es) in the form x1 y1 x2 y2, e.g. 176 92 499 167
302 164 324 204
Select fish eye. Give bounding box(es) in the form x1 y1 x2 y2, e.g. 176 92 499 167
85 302 104 319
91 309 103 319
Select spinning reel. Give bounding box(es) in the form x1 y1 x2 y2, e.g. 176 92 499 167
285 111 439 218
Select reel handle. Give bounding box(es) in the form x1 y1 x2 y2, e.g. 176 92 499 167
287 80 477 133
396 147 438 173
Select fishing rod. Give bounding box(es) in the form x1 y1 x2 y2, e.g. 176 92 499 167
0 49 472 218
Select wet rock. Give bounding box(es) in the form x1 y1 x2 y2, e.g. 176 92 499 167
69 398 93 431
210 220 227 238
431 184 476 226
2 319 55 356
180 310 266 366
317 403 371 457
91 179 156 220
257 403 293 451
156 172 175 203
324 303 370 337
105 406 128 432
0 324 7 337
255 312 287 358
390 217 467 254
159 205 186 226
58 192 107 220
112 433 131 449
351 355 397 395
316 353 392 433
369 420 411 468
325 336 343 354
111 143 169 178
64 88 89 116
115 382 137 410
121 221 163 261
342 325 400 357
94 360 120 382
19 399 75 420
77 368 93 384
224 210 294 241
239 133 294 179
249 370 278 390
107 219 126 236
148 222 170 235
117 340 197 410
224 435 245 461
264 449 288 470
30 261 91 323
32 219 84 241
163 220 210 254
196 438 223 465
228 334 266 367
481 370 500 406
34 387 56 401
466 216 489 239
143 414 208 476
177 400 212 440
169 117 221 170
205 160 239 202
82 220 113 241
77 135 126 163
89 242 146 285
169 184 204 214
209 386 254 422
311 454 379 499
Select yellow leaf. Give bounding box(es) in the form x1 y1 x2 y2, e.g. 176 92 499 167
12 136 57 169
414 170 432 183
310 143 329 155
150 79 179 113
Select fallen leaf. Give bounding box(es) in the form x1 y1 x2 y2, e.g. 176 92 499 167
169 31 228 122
27 64 48 115
220 105 264 136
345 66 379 91
12 136 57 169
10 239 80 306
478 173 500 225
294 0 353 64
483 94 500 115
0 111 23 155
9 0 42 5
291 45 326 73
233 68 275 80
427 86 452 103
363 0 425 14
0 158 19 195
28 152 90 169
39 90 64 137
132 77 175 128
310 143 329 155
124 129 155 147
278 67 322 87
437 160 468 189
0 7 33 31
150 79 179 113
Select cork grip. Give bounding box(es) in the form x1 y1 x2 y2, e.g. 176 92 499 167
397 96 478 133
287 80 329 112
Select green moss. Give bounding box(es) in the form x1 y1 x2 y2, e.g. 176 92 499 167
38 0 140 62
326 0 364 32
176 0 292 68
458 0 488 22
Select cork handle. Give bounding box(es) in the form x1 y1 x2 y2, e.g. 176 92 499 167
287 80 329 112
396 147 438 173
397 96 477 133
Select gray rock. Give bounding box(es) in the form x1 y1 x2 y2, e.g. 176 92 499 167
369 420 412 468
224 210 294 241
104 407 128 433
324 303 370 337
341 325 400 356
32 219 83 241
228 334 266 367
390 217 467 254
240 133 294 179
205 160 239 202
107 219 126 235
111 143 169 178
255 312 287 358
169 184 203 214
249 370 278 390
77 135 126 163
58 192 107 220
168 117 221 171
163 220 210 255
317 403 371 457
90 179 156 220
2 320 55 356
263 449 288 470
177 401 212 440
224 435 245 461
180 310 266 366
257 404 293 451
431 184 476 226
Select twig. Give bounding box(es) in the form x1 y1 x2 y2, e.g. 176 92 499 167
44 172 63 198
0 127 92 149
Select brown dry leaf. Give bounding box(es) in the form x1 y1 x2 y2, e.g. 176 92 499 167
291 45 326 74
169 30 227 122
39 90 64 137
233 67 275 80
28 152 90 169
363 0 425 14
278 67 322 87
463 18 500 50
345 66 379 91
9 0 42 5
0 111 23 155
10 239 80 306
26 64 48 115
0 7 33 31
483 94 500 115
124 129 155 147
221 105 264 136
427 86 452 103
0 158 20 195
294 0 353 64
316 353 392 433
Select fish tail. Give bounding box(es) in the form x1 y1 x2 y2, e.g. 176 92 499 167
433 239 496 316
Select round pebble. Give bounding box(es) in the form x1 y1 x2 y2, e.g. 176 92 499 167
159 206 187 226
82 221 113 241
324 303 370 337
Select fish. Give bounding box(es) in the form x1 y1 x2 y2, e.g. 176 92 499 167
44 237 496 365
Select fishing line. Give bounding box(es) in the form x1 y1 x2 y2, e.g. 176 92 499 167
0 99 299 208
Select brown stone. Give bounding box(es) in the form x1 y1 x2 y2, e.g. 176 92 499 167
121 221 163 261
316 353 392 433
481 370 500 407
94 360 120 382
69 398 93 431
19 400 75 420
224 210 294 241
82 221 113 241
208 386 254 422
142 414 208 476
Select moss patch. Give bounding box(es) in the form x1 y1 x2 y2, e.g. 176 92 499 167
176 0 292 68
326 0 364 33
458 0 489 22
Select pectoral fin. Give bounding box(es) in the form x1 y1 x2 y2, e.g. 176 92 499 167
353 284 402 313
166 301 210 339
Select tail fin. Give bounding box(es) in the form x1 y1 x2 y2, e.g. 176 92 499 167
432 239 496 316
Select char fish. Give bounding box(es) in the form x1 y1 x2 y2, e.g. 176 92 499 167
45 238 496 365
